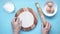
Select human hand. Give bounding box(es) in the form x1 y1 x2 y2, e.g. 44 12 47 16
11 17 22 34
42 22 51 34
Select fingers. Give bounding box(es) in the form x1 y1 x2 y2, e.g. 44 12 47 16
42 21 51 29
15 18 19 23
18 18 22 27
12 17 16 23
11 17 19 25
47 22 51 29
19 21 22 27
45 22 51 29
45 22 49 28
11 17 16 25
17 18 22 30
11 17 22 32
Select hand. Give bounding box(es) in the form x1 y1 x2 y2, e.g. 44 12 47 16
42 22 51 34
11 17 22 34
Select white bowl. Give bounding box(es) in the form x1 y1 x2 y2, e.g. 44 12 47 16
3 2 15 13
42 1 57 17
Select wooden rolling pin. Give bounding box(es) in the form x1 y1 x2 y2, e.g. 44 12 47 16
35 2 47 27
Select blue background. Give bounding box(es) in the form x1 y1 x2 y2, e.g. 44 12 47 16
0 0 60 34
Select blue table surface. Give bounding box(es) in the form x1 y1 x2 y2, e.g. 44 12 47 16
0 0 60 34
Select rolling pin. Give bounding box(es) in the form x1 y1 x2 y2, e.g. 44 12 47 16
35 2 47 27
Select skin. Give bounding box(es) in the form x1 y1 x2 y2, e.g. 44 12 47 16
11 17 21 34
35 2 51 34
42 22 51 34
12 17 51 34
11 2 51 34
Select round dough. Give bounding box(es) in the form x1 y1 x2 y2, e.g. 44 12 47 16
18 11 34 28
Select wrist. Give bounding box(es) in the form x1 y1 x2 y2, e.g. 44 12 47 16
42 32 49 34
13 31 19 34
13 30 20 34
42 33 48 34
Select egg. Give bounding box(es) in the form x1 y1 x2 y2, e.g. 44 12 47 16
50 8 54 13
47 2 53 7
46 6 51 13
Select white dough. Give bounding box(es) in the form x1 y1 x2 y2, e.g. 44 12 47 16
18 11 34 28
3 2 14 13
